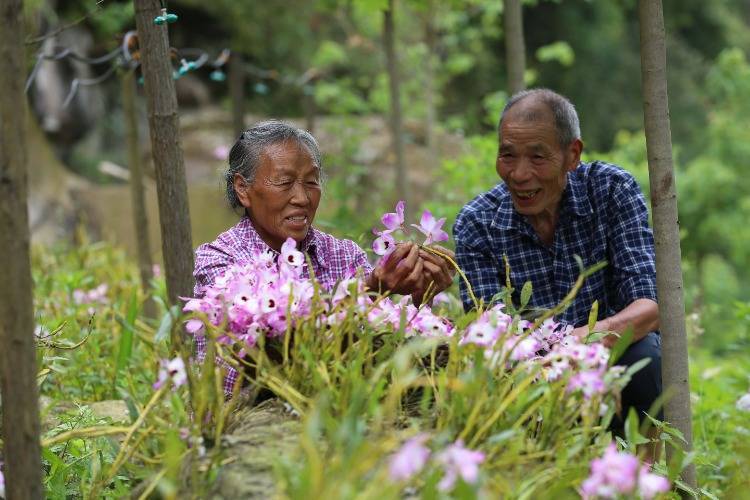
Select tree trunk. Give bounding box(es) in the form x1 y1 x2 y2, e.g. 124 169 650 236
638 0 697 490
423 3 438 161
503 0 526 95
383 0 409 206
303 85 316 134
0 0 44 496
229 51 246 136
134 0 194 344
122 68 156 319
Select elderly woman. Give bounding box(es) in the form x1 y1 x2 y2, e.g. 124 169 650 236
193 120 455 396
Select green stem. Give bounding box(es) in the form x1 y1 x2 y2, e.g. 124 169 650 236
420 245 480 310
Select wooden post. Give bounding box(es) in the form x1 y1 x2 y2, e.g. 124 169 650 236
0 0 44 497
384 0 409 207
638 0 697 490
134 0 194 341
122 68 156 318
503 0 526 95
229 51 246 136
303 84 316 134
423 2 437 161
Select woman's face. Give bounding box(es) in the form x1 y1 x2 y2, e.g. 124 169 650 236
235 140 322 251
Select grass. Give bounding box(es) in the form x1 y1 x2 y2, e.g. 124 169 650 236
3 240 746 498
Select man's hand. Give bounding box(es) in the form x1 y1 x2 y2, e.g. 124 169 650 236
418 245 457 302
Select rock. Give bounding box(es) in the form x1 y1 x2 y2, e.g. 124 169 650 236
209 399 301 499
87 400 130 423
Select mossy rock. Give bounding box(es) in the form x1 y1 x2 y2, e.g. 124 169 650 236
210 399 301 499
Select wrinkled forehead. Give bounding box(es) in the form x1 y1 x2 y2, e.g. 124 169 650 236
258 139 321 177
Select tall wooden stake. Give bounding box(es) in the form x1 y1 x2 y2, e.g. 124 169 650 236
638 0 697 490
134 0 194 342
503 0 526 95
122 68 156 318
229 52 246 136
384 0 409 207
0 0 44 497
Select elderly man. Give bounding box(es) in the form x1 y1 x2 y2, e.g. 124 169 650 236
453 88 661 435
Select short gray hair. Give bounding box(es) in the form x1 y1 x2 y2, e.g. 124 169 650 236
225 120 323 209
499 88 581 147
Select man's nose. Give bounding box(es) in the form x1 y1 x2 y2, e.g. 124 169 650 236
510 160 533 184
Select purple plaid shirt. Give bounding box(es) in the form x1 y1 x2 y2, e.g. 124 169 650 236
192 216 373 398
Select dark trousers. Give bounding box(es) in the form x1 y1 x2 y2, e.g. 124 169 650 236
610 332 663 436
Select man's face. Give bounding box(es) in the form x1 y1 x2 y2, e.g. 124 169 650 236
236 141 322 250
496 102 581 221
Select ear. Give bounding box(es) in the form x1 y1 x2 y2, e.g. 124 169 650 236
564 138 584 172
233 173 252 209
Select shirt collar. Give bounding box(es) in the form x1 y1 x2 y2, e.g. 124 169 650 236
239 216 326 268
562 166 593 218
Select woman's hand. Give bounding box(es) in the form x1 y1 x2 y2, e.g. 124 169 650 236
367 242 423 296
366 243 456 306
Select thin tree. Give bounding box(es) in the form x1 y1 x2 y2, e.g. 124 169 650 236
503 0 526 95
423 0 438 160
229 51 245 136
0 0 44 496
134 0 194 336
383 0 409 206
122 67 156 318
638 0 697 490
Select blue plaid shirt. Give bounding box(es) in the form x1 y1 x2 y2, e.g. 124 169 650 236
453 161 657 327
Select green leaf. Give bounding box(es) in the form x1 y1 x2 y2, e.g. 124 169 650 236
155 305 179 343
624 408 649 450
587 300 599 331
536 41 575 67
113 290 138 391
520 281 533 308
607 329 634 365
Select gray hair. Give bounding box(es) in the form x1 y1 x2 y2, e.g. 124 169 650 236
499 88 581 147
225 120 323 209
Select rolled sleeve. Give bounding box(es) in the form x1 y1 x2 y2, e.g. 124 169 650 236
607 176 658 309
193 243 234 297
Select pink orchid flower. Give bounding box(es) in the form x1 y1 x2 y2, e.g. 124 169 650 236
388 434 431 482
411 210 449 245
280 237 304 267
373 232 397 256
381 200 405 233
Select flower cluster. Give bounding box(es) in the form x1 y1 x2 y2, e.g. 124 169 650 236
73 284 109 305
0 466 4 499
153 356 187 390
580 444 670 499
184 238 313 354
388 436 485 492
184 237 456 359
367 296 454 338
373 201 449 257
460 305 620 399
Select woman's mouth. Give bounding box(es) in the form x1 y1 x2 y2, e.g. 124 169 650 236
285 215 309 227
